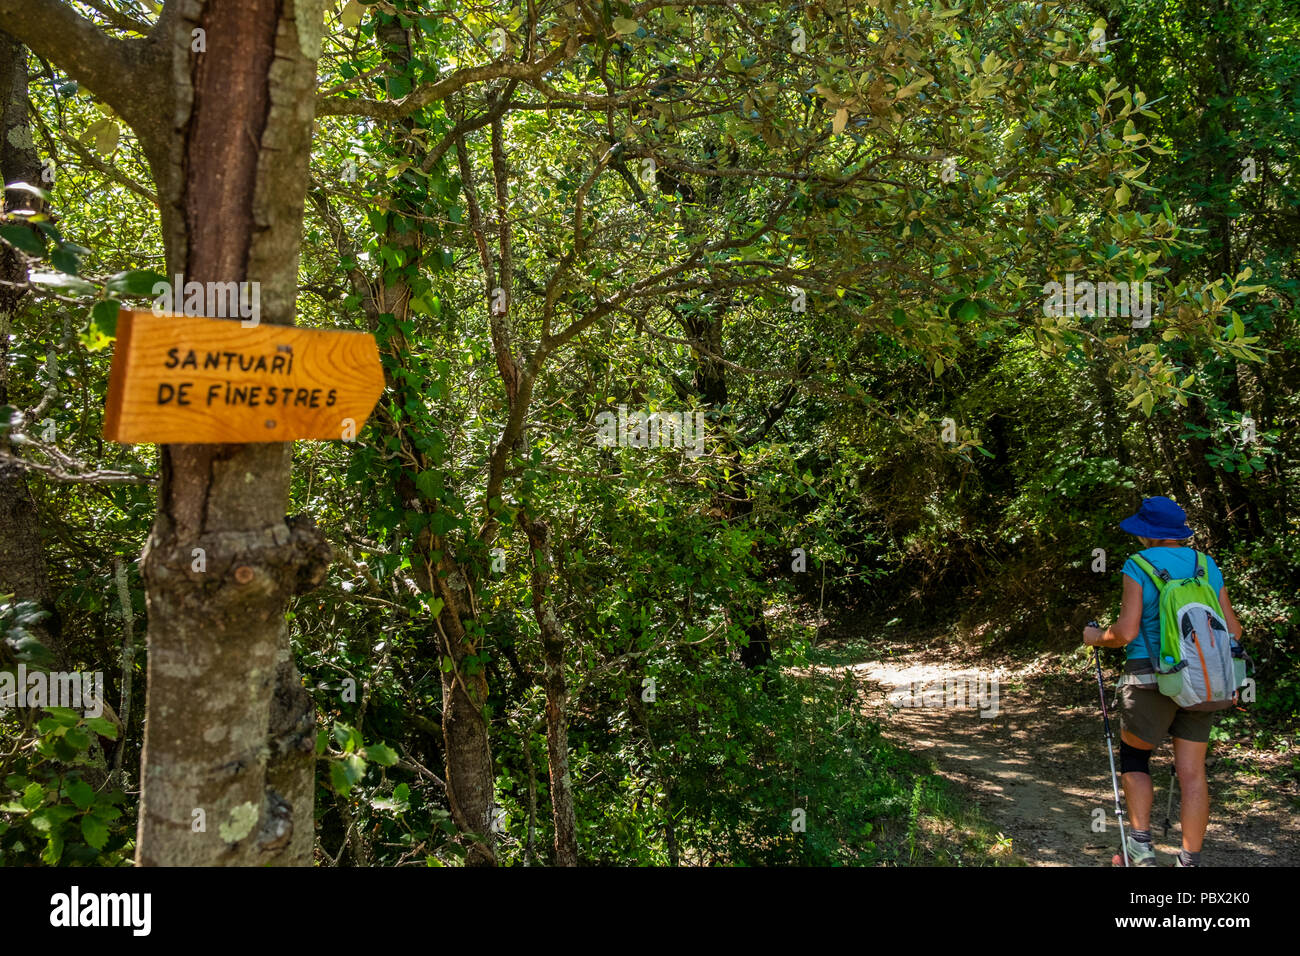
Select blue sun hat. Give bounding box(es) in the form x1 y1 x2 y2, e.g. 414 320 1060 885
1119 496 1195 540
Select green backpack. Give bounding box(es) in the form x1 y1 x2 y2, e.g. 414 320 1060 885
1129 551 1247 712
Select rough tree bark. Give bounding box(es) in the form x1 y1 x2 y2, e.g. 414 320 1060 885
0 0 329 865
520 514 578 866
313 14 499 865
0 31 64 668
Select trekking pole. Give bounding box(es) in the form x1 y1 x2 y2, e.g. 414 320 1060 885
1089 621 1129 867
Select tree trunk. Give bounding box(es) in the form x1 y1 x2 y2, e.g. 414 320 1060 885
682 306 772 667
424 560 497 866
1179 400 1231 545
130 0 326 867
521 515 578 866
1 0 330 869
0 31 66 668
321 13 502 861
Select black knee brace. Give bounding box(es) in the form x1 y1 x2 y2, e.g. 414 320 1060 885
1120 741 1152 775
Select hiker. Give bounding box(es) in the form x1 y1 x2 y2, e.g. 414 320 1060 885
1082 496 1244 867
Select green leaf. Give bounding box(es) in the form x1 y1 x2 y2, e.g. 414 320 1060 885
370 792 407 812
340 0 364 29
84 716 119 740
29 271 96 296
948 298 980 322
42 706 81 726
329 760 352 795
42 829 64 865
21 781 46 811
80 813 109 850
50 244 84 275
81 117 120 155
0 224 45 255
89 803 122 823
341 753 366 785
333 722 362 753
414 469 441 499
82 299 121 352
105 269 167 297
612 17 639 35
364 742 399 767
31 805 78 832
53 738 78 762
95 122 120 156
4 181 51 203
371 781 411 813
66 780 94 811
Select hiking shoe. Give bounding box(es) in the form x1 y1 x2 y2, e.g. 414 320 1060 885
1172 855 1197 867
1124 836 1157 866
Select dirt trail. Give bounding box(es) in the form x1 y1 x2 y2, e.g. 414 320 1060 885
813 638 1300 867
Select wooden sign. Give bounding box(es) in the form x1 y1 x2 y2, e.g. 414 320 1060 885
104 310 385 444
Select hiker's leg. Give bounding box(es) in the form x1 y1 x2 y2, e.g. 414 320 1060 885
1117 682 1169 833
1119 729 1154 830
1173 737 1209 853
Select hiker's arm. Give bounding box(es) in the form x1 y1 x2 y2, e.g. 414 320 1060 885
1220 587 1243 642
1084 575 1144 647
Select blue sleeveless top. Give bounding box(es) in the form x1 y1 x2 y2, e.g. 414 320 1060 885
1120 547 1225 663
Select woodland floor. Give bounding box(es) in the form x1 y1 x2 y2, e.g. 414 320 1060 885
797 617 1300 867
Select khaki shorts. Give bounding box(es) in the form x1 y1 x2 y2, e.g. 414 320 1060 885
1118 683 1216 745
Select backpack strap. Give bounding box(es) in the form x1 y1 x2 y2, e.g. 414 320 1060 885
1193 550 1229 620
1128 553 1168 671
1129 553 1170 590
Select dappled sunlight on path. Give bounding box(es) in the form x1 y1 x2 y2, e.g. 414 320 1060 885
806 644 1299 867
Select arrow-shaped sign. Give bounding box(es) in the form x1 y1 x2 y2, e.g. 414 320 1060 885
104 310 385 444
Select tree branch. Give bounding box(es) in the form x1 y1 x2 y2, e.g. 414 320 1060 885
742 352 813 448
317 45 573 119
0 0 151 129
30 100 157 205
0 450 156 485
77 0 152 36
